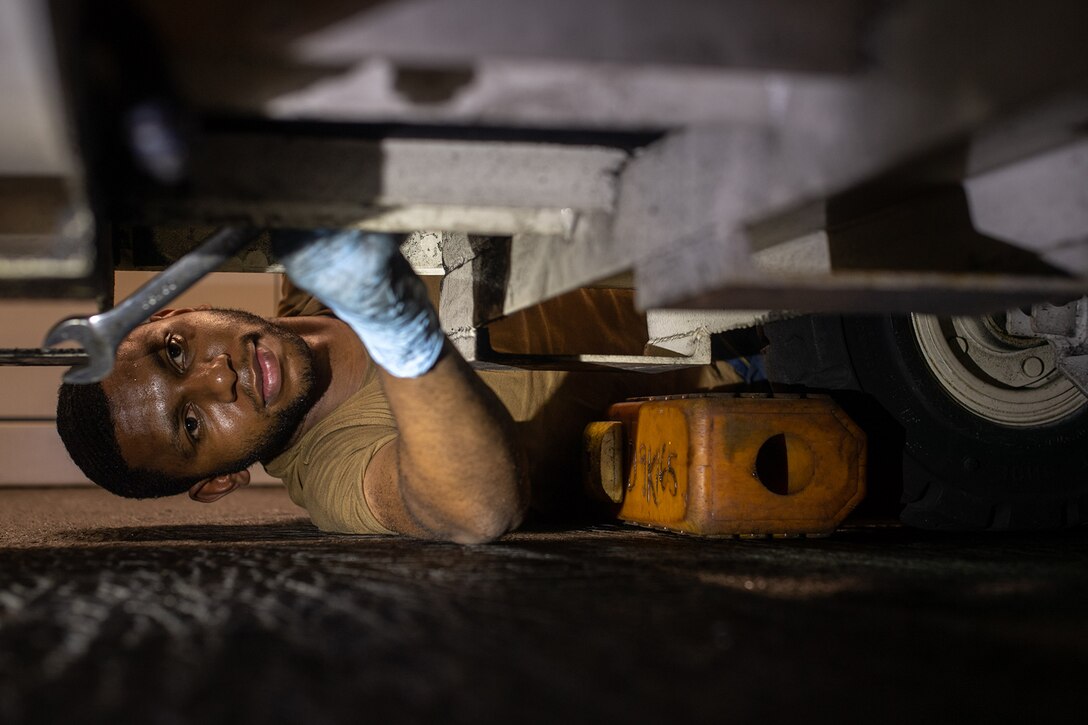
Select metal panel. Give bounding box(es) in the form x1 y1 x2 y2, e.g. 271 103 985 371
0 0 95 297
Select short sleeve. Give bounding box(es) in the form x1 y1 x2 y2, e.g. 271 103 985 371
288 421 398 535
265 369 399 534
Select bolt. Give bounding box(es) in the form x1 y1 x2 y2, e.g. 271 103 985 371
1021 356 1045 378
950 336 968 354
963 457 980 472
125 101 187 185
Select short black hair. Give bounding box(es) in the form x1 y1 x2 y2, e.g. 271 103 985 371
56 382 196 499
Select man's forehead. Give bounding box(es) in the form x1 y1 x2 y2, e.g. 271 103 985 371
106 324 161 391
102 330 177 457
116 321 160 359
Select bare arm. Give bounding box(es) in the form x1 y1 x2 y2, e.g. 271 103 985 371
363 342 529 544
273 229 527 543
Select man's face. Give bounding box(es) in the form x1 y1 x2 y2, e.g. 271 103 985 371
101 308 317 483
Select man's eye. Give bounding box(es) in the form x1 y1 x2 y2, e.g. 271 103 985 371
166 336 185 368
184 412 200 439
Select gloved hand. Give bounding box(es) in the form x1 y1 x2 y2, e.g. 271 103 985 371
272 229 444 378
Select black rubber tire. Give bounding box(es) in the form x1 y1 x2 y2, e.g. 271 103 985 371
765 315 1088 531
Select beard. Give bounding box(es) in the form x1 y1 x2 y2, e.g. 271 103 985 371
248 361 317 465
202 308 320 471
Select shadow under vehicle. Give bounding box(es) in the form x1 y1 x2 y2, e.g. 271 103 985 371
2 0 1086 530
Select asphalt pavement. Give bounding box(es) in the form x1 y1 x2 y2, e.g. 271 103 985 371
1 487 1085 724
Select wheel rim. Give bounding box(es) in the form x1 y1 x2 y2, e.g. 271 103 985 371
911 313 1088 428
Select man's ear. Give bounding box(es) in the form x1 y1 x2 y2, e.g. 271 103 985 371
149 304 212 322
188 469 251 503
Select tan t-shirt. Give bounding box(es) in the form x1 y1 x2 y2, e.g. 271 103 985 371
265 281 739 533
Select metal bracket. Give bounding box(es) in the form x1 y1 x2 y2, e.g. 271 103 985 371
1006 297 1088 396
436 232 710 372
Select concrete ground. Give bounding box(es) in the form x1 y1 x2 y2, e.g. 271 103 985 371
1 486 1086 724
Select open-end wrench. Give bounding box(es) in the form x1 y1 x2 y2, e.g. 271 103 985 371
45 226 260 384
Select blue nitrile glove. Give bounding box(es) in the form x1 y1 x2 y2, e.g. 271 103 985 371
272 229 444 378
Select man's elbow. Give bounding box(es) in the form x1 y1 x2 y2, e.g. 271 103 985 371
448 524 503 546
444 495 528 545
401 457 530 544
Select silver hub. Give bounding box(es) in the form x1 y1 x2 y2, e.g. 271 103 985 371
911 313 1088 428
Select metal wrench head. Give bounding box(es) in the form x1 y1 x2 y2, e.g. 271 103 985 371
41 226 258 385
44 315 118 384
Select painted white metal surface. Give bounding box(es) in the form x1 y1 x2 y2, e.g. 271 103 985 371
0 0 72 176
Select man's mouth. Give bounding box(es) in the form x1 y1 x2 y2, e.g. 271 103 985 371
253 341 282 407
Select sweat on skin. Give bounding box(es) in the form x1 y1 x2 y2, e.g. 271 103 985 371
91 231 528 544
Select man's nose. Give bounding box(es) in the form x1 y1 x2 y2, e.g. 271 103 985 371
187 353 237 402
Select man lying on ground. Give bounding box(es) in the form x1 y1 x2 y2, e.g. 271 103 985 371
57 230 736 543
